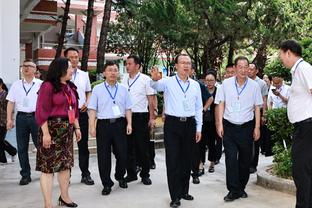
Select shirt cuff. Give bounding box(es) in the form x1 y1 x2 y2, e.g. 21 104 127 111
196 125 202 132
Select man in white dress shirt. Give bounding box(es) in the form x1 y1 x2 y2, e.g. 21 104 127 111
279 40 312 208
215 56 263 202
268 76 290 109
64 47 94 185
6 59 43 185
121 55 156 185
151 54 202 208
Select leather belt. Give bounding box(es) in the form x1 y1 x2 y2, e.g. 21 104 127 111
99 117 124 124
17 111 35 116
165 115 195 122
294 117 312 127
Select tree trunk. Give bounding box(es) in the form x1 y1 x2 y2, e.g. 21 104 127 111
228 38 234 65
96 0 112 74
81 0 95 72
55 0 71 58
252 42 268 76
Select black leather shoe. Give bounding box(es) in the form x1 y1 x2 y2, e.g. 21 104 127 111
58 196 78 207
170 199 181 207
19 176 31 185
118 179 128 189
81 175 95 185
249 167 257 174
142 177 152 185
125 175 138 183
198 168 205 177
240 190 248 198
181 194 194 201
102 186 112 195
224 192 240 202
192 176 200 184
150 163 156 169
208 166 215 173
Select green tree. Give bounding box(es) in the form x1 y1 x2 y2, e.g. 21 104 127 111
81 0 95 72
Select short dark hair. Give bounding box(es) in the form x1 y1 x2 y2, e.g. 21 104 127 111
23 59 34 63
250 62 259 70
174 54 190 64
103 61 119 71
127 55 141 67
234 56 249 66
46 57 70 92
64 47 79 57
279 40 302 57
206 70 217 80
226 63 234 69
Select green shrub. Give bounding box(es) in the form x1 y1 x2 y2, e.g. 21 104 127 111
266 108 294 178
91 80 104 89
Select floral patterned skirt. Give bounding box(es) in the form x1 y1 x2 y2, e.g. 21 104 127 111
36 119 74 173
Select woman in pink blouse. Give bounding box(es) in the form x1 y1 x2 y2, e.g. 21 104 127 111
35 57 81 208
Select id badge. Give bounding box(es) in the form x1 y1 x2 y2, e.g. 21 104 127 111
68 108 75 124
183 99 191 111
23 97 29 107
231 101 241 112
112 105 122 117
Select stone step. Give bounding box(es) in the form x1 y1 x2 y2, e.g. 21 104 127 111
29 128 165 154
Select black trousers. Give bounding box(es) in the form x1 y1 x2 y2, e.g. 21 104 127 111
149 128 156 165
164 116 196 201
126 113 150 179
292 121 312 208
200 121 219 164
191 143 200 177
250 124 266 169
77 111 90 177
223 119 254 194
96 118 127 187
0 126 17 163
16 112 38 177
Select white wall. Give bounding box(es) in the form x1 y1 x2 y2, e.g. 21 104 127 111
0 0 20 85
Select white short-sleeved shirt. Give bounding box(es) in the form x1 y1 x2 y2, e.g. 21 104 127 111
71 68 92 109
6 78 43 112
88 82 132 119
121 72 156 113
151 75 203 132
214 76 263 125
287 58 312 123
268 84 290 109
254 76 269 97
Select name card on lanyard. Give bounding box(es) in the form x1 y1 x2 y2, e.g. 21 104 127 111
232 78 248 112
105 83 121 117
175 75 191 111
22 81 35 107
64 86 75 124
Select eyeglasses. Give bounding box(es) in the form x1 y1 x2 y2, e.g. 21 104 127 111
205 79 216 82
178 62 191 66
22 65 35 68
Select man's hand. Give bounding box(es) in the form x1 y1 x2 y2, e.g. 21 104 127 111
253 127 260 141
6 119 14 130
216 124 224 138
148 118 156 128
150 66 162 81
126 124 132 135
273 91 280 96
195 132 201 143
90 126 96 137
80 103 88 112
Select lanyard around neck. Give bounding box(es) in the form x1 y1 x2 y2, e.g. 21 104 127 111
22 81 35 96
127 73 140 91
104 83 118 104
175 75 190 98
235 78 248 100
